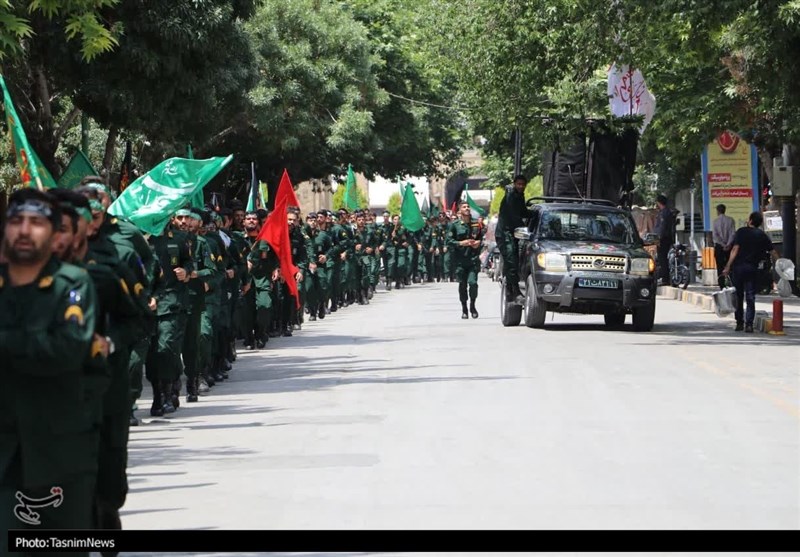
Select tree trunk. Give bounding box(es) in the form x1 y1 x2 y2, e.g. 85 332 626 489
102 125 119 183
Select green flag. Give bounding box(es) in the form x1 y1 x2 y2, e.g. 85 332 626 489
465 187 487 218
344 164 359 210
57 150 97 190
0 75 57 190
400 183 425 232
108 155 233 235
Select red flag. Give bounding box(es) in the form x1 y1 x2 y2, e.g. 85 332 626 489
275 169 300 210
256 196 300 308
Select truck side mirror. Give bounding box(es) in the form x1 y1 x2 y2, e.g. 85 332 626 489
514 227 533 241
643 233 659 246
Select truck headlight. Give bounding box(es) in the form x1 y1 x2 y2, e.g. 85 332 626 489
537 253 568 271
630 257 655 276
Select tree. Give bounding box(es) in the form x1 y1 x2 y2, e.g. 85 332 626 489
332 184 368 211
386 192 402 215
218 0 385 185
0 0 120 61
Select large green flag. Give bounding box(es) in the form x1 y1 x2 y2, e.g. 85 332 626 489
344 163 359 210
465 186 487 218
1 75 57 190
108 155 233 235
57 150 97 190
400 183 425 232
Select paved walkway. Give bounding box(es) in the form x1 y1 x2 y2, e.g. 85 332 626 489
123 276 799 537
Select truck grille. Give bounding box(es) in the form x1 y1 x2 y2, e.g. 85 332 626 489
570 254 626 273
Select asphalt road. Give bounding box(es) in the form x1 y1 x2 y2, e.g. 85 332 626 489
123 275 800 531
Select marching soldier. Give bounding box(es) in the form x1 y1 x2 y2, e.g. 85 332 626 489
1 189 99 555
448 201 484 319
145 221 194 416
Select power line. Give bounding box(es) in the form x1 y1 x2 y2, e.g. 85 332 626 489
385 91 473 111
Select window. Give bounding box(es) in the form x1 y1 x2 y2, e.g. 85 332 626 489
537 209 641 245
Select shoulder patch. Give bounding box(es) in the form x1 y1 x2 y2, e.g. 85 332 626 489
134 282 144 296
119 279 130 295
110 217 118 225
64 305 85 325
168 231 174 238
38 276 54 289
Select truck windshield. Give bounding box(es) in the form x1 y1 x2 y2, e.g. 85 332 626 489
538 209 641 245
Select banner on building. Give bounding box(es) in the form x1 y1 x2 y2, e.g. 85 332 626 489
701 131 759 230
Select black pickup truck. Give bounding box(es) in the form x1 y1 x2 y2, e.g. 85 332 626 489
500 198 657 331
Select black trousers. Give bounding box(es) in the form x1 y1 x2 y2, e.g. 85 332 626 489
714 244 730 288
657 242 671 282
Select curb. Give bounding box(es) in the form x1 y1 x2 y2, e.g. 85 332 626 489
657 285 774 334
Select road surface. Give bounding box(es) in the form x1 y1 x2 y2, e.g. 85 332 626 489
123 276 800 531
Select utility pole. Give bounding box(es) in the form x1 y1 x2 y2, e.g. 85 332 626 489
779 145 797 270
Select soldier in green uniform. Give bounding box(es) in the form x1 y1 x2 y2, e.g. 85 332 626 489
240 210 263 349
146 224 194 416
364 211 379 297
327 211 350 311
205 211 233 377
448 201 484 319
282 207 308 335
308 211 335 319
378 210 392 289
0 190 99 556
497 174 530 302
76 177 157 428
353 212 374 304
387 214 409 289
220 208 246 363
175 209 214 400
52 189 148 538
246 219 280 348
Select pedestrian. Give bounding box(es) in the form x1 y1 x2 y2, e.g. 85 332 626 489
722 211 780 332
0 189 99 555
448 200 484 319
712 204 736 289
654 194 675 285
496 174 530 302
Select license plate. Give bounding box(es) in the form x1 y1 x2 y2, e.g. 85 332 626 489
577 278 619 289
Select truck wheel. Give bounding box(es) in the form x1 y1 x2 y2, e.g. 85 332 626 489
500 278 522 327
604 311 626 328
524 276 546 328
632 300 656 332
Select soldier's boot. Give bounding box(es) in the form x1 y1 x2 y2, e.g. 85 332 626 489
459 283 469 319
95 500 122 557
149 383 165 417
212 359 226 382
470 300 479 319
204 366 216 387
220 357 232 372
129 407 139 427
198 375 211 395
318 302 326 319
161 381 176 414
171 379 181 410
470 284 479 318
283 324 293 337
187 377 199 403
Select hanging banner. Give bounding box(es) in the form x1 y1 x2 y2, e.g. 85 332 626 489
701 131 759 231
607 63 656 134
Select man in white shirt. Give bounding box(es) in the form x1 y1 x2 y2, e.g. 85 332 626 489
712 204 736 289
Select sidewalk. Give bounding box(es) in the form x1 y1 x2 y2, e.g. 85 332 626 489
657 282 799 335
